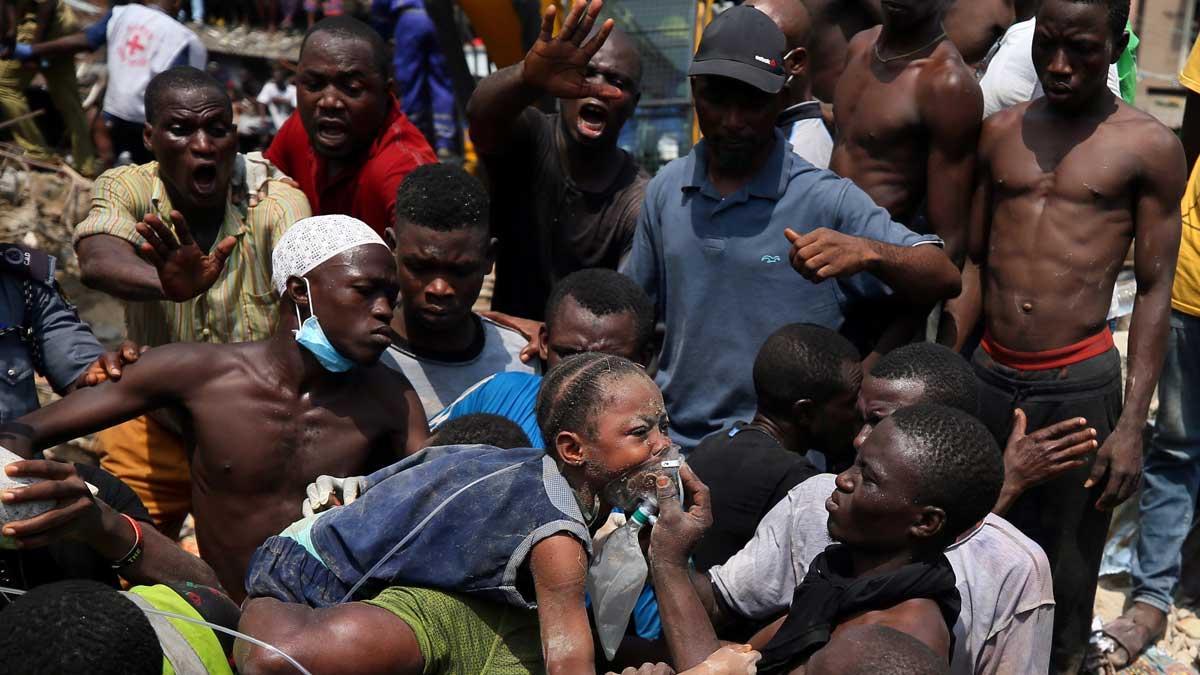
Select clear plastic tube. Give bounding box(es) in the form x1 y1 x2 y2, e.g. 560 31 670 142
0 585 313 675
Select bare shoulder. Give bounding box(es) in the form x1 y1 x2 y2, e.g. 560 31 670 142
1111 101 1185 171
980 102 1028 149
131 341 251 391
847 25 883 54
920 41 982 101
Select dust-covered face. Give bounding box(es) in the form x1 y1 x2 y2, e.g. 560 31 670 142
577 373 673 502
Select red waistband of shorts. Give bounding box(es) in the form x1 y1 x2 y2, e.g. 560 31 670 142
980 327 1114 371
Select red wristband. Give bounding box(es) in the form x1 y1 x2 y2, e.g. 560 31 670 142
111 513 144 570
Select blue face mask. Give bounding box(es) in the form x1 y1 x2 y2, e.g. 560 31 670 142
294 278 357 373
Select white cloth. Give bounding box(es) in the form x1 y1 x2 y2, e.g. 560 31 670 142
271 215 388 294
381 316 537 414
708 473 1056 675
980 18 1121 118
787 118 833 170
103 4 207 124
257 81 297 132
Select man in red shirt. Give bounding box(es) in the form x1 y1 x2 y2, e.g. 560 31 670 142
266 16 436 234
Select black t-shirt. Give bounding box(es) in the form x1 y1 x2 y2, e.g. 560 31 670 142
483 108 648 320
0 463 152 600
688 424 818 571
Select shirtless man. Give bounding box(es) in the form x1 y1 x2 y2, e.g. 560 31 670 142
801 0 1010 102
0 216 428 600
829 0 980 358
955 0 1186 669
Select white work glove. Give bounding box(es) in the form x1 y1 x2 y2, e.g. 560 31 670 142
302 475 369 517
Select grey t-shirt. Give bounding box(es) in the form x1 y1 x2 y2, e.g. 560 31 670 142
380 316 537 416
708 474 1056 675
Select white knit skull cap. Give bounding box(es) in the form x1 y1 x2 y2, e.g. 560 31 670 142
272 215 388 295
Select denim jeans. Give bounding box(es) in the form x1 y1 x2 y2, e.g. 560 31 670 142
1131 309 1200 612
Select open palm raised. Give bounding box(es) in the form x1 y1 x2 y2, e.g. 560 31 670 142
522 0 623 101
135 210 237 302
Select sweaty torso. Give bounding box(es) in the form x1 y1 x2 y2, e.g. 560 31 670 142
981 100 1154 351
830 31 961 227
179 344 405 600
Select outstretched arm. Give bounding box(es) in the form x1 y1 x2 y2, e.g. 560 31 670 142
76 234 167 301
1086 129 1187 510
77 208 236 303
786 228 961 305
531 534 596 674
467 0 619 154
26 7 110 59
236 597 423 675
1 344 199 456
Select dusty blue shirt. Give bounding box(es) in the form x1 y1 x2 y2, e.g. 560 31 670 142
621 133 941 449
0 250 103 423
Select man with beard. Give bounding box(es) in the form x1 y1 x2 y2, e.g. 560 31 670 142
265 16 436 235
467 0 646 320
622 4 960 450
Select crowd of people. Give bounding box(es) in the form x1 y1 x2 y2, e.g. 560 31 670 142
0 0 1195 673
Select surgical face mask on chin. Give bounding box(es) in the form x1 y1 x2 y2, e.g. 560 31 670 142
293 277 357 373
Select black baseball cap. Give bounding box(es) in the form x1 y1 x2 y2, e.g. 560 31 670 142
688 5 787 94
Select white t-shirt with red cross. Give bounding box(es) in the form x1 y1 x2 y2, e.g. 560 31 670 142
103 4 207 124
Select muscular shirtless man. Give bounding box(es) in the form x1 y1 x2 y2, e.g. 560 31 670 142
956 0 1186 669
829 0 981 356
801 0 1010 103
0 216 428 600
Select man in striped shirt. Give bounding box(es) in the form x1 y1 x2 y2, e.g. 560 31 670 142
72 67 311 537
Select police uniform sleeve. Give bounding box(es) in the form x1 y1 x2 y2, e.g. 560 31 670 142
29 278 103 394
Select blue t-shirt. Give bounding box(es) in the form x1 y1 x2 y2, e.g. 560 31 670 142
621 133 942 449
430 372 544 449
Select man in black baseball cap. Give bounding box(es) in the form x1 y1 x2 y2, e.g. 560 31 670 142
687 5 788 176
689 4 787 95
619 1 960 455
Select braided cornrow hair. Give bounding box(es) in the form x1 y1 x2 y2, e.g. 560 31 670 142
536 353 651 451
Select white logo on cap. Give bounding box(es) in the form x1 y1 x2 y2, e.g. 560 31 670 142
755 55 771 65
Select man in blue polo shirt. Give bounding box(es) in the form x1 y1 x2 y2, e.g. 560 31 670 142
622 5 961 450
